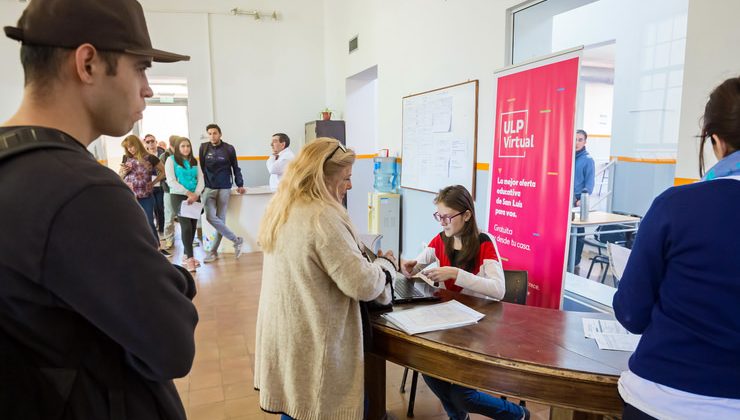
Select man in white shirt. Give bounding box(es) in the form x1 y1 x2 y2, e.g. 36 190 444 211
266 132 295 189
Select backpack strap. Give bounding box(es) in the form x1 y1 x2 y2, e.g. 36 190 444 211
0 127 82 163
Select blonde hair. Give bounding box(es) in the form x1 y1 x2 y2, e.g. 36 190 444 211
259 138 356 252
121 134 147 160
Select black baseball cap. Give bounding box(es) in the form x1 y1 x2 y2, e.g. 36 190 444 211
4 0 190 63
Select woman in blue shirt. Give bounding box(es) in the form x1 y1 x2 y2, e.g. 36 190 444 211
613 77 740 419
165 137 204 272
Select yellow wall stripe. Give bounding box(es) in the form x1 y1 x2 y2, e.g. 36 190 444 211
476 162 489 171
237 156 269 161
615 156 676 164
674 177 697 186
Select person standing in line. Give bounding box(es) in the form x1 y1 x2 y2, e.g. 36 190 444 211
571 129 595 274
120 134 166 247
144 133 166 240
165 137 204 273
159 135 178 250
266 132 295 189
199 123 244 262
0 0 197 418
612 77 740 420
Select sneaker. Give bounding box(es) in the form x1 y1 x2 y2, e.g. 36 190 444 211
233 237 244 259
160 249 172 258
203 252 219 263
183 258 196 273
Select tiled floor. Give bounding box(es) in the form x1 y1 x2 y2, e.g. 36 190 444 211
171 242 608 419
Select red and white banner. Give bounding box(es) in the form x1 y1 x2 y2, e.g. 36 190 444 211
488 53 580 309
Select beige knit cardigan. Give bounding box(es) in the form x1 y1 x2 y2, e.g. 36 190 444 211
254 201 393 420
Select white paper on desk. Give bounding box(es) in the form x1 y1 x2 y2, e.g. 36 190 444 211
381 299 484 335
582 318 630 339
593 332 641 352
179 201 203 219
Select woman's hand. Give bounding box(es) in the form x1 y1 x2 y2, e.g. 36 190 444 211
423 266 459 283
186 192 198 204
377 249 398 269
401 259 417 277
119 163 131 175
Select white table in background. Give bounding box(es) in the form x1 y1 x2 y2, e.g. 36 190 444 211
201 186 275 254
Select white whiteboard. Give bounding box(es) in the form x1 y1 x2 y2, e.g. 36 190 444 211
401 80 478 194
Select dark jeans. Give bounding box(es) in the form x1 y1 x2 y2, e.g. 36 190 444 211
170 194 199 258
152 186 165 234
623 403 658 419
423 374 525 420
136 195 158 245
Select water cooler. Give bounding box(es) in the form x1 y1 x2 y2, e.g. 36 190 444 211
368 156 401 257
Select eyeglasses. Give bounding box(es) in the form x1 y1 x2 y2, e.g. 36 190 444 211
324 142 347 164
433 211 466 224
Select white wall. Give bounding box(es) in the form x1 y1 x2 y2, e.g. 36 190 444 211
675 0 740 180
0 3 30 122
323 0 522 165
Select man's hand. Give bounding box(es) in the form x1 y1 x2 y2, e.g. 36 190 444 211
236 187 246 194
423 266 459 283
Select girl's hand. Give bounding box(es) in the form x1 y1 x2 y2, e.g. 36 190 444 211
423 266 459 283
186 192 198 204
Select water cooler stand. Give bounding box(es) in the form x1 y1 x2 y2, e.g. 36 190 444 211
367 192 401 258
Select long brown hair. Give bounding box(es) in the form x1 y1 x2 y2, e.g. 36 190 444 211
121 134 148 161
434 185 480 273
699 77 740 176
172 136 197 167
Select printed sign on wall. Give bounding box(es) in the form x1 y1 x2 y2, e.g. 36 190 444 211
488 55 580 309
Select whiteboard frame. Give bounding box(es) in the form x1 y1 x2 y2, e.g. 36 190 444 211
400 80 479 195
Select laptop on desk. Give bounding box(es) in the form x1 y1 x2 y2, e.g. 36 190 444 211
360 242 440 304
392 273 441 304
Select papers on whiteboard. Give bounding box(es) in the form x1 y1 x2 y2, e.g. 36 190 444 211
381 299 484 335
582 318 640 352
179 200 203 219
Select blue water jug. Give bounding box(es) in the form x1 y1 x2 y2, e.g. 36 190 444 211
373 157 398 193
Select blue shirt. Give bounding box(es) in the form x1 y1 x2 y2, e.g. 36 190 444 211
573 147 595 203
199 140 244 189
613 179 740 398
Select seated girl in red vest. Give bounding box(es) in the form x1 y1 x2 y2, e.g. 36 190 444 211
401 185 529 420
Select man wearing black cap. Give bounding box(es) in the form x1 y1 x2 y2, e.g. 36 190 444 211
0 1 197 419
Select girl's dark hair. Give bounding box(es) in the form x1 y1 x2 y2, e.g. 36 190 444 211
700 77 740 176
173 137 197 168
434 185 480 273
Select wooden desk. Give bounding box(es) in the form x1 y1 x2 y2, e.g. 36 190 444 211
568 211 640 272
366 291 630 419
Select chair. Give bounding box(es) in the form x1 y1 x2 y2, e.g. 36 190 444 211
399 270 528 417
584 224 630 284
607 243 631 287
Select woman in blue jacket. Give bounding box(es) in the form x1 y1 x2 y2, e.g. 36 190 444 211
613 77 740 419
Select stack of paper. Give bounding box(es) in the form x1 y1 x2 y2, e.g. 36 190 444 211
582 318 641 352
382 300 485 335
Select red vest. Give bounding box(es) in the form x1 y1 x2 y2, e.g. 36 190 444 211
428 233 498 292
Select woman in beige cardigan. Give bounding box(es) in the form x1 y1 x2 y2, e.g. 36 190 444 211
255 138 396 420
